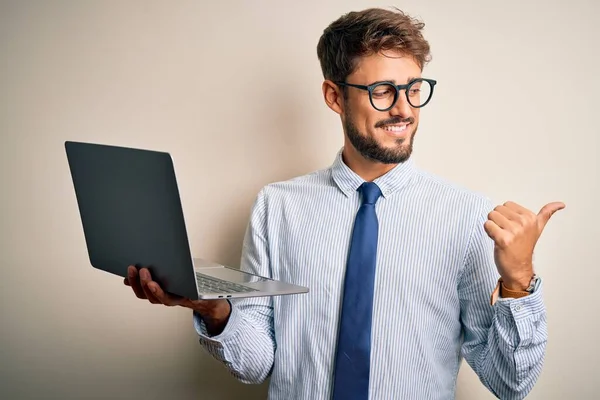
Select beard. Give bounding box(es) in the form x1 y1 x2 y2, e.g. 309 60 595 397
344 113 417 164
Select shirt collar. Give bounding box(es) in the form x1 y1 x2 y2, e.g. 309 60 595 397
330 148 417 199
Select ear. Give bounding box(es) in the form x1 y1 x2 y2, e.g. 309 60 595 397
322 80 344 115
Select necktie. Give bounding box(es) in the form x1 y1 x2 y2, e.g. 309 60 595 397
332 181 382 400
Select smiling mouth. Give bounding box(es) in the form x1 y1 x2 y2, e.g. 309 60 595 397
381 124 409 133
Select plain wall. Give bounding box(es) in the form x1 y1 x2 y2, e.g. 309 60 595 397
1 0 598 399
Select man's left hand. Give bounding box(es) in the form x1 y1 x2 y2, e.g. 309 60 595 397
484 201 565 291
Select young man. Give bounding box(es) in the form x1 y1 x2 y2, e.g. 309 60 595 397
125 7 564 400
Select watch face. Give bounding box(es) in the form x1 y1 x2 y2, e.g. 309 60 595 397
526 276 538 292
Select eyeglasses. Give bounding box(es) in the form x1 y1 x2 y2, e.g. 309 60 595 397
335 78 437 111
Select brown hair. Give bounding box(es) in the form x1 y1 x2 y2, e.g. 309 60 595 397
316 7 432 83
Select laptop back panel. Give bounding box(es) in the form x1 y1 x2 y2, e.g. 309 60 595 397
65 141 200 300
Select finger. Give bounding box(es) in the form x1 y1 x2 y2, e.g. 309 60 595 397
483 220 511 248
148 282 189 307
139 268 162 304
127 266 147 299
537 201 566 230
483 220 501 241
494 205 521 222
488 210 513 229
503 201 530 215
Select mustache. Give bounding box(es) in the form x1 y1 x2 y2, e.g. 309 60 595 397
375 116 414 128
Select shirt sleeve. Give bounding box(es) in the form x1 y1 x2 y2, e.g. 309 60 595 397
458 200 548 400
192 188 276 384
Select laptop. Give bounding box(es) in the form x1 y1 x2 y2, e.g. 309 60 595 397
64 140 309 300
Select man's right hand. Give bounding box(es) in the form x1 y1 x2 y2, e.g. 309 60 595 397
124 265 231 335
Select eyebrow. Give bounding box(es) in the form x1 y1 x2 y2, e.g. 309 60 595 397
369 76 422 85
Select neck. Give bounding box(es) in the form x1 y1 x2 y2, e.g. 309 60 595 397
341 145 399 182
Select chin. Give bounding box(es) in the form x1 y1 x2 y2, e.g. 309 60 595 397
366 145 412 164
380 138 414 163
345 118 417 164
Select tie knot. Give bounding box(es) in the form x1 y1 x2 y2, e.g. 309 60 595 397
359 182 382 205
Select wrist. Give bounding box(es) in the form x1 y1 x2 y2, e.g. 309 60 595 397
490 274 538 304
197 299 231 321
199 300 232 335
501 277 531 291
501 267 534 291
501 274 538 295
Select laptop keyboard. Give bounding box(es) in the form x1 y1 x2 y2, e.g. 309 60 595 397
195 272 259 294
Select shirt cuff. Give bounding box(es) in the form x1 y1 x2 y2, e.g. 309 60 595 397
193 300 242 345
493 277 545 322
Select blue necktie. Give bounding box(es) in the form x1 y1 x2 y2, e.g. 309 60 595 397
332 181 382 400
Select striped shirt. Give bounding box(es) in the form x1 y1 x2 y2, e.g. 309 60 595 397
193 149 547 400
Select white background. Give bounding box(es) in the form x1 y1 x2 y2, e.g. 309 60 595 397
1 0 598 398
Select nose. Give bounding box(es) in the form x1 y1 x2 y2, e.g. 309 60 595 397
389 91 413 119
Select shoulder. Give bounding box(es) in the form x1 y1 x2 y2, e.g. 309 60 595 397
256 166 334 202
246 166 335 220
410 167 494 216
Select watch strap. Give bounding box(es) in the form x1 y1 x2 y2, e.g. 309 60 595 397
490 275 537 305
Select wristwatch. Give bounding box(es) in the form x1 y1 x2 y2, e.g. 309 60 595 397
490 275 538 305
524 274 538 293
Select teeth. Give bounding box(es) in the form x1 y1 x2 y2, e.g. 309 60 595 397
383 125 407 132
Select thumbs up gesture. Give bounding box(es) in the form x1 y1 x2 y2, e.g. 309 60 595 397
484 201 565 291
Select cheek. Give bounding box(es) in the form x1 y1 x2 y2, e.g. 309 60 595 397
348 109 375 131
365 110 386 126
366 113 387 133
348 96 377 123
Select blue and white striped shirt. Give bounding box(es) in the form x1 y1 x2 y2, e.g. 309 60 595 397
194 150 547 400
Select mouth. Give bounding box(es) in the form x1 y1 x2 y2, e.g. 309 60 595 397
380 123 411 137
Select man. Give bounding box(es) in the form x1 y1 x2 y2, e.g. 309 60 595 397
125 7 564 400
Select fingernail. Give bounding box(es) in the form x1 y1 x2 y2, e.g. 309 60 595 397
150 285 157 293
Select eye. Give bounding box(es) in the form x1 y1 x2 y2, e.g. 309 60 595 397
372 89 391 98
371 84 395 98
407 81 422 96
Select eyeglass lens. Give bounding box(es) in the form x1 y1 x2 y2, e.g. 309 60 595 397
370 80 432 110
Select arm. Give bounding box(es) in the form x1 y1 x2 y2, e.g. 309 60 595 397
194 188 276 384
458 203 547 400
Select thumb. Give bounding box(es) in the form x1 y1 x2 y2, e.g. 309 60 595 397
537 201 565 230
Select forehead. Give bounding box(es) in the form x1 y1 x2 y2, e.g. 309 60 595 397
349 50 422 83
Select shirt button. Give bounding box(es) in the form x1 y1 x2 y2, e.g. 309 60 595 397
515 305 522 312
